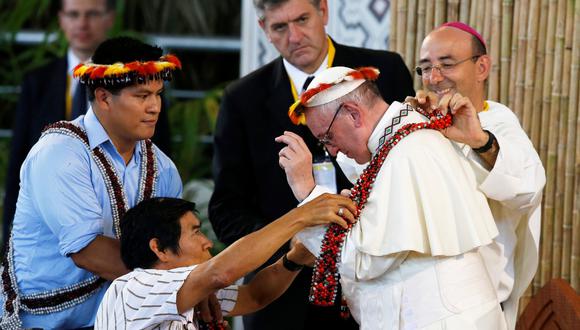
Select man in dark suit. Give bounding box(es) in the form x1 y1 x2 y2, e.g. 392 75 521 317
209 0 414 329
3 0 171 243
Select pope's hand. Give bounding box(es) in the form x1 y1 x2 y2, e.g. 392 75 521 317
275 131 316 201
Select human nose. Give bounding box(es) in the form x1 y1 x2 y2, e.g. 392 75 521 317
428 65 445 83
325 145 339 157
76 13 91 27
288 23 304 43
203 236 214 250
147 95 162 113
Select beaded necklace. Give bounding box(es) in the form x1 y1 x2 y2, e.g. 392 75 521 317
198 318 227 330
309 105 452 312
0 121 157 328
42 121 158 238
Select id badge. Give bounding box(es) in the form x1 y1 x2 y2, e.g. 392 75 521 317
313 159 337 193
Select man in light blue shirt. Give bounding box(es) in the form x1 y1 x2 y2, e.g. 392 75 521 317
0 37 183 329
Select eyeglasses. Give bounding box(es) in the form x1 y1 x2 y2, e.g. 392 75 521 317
62 10 108 21
415 55 482 77
318 103 344 146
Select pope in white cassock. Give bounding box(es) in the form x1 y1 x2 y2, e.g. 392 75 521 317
276 66 507 329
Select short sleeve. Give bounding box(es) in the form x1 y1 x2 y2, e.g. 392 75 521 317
98 267 195 329
155 148 183 198
25 135 104 256
216 285 239 315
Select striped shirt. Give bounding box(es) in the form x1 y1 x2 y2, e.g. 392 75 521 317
95 266 238 330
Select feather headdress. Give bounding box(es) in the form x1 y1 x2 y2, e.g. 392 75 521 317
289 67 379 125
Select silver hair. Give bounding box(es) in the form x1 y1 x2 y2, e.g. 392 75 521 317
253 0 321 20
315 81 381 114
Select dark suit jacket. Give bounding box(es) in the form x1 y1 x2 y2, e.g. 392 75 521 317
3 55 172 241
209 41 414 330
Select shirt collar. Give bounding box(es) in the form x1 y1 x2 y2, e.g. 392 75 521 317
83 107 142 157
367 101 403 154
82 107 110 149
283 53 329 96
67 48 82 76
67 49 84 95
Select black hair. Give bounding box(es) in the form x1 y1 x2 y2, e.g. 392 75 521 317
120 197 198 270
86 36 163 101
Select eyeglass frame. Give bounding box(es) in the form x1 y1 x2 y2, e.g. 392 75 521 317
415 55 483 77
318 103 344 146
61 9 110 21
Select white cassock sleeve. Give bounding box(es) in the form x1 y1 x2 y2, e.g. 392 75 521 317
472 102 546 211
468 102 546 330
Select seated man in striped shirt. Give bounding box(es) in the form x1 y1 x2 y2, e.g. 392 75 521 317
95 196 355 329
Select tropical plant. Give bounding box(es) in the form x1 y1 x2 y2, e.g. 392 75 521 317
169 85 224 182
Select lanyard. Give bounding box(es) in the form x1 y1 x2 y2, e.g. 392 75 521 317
289 36 336 101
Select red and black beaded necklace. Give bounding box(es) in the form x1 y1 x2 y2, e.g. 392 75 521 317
308 106 452 316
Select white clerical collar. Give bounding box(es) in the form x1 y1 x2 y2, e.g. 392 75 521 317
283 53 329 96
367 101 404 154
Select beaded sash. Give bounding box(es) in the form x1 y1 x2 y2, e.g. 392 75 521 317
309 105 452 310
1 121 158 328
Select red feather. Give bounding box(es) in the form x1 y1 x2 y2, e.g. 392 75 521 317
301 83 333 104
126 61 147 76
89 66 107 79
143 62 158 75
350 67 379 80
164 54 182 69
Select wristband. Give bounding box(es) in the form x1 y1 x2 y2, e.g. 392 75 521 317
473 130 495 153
282 254 304 271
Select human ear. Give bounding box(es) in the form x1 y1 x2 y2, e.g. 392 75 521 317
149 238 169 262
343 102 363 128
94 88 112 110
319 0 329 25
476 55 491 82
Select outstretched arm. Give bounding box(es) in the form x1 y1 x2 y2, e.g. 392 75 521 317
176 194 356 313
228 242 315 316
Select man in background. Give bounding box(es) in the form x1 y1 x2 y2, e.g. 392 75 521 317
209 0 413 328
3 0 171 242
